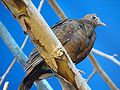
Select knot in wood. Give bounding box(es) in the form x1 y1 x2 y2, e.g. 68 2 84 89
52 47 64 59
57 48 64 57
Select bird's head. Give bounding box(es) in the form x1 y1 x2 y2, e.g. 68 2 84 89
83 14 106 26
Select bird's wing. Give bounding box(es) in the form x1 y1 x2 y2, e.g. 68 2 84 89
19 49 54 90
19 61 53 90
51 19 68 29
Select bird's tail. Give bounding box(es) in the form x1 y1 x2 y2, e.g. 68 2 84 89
19 74 34 90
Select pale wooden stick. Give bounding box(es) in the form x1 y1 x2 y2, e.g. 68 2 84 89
92 48 120 66
0 36 29 86
86 69 96 83
0 59 16 86
21 35 29 49
3 81 9 90
48 0 67 20
88 53 119 90
38 0 44 12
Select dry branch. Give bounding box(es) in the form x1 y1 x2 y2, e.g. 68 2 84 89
0 35 28 86
3 81 9 90
0 21 27 67
88 53 119 90
86 69 96 83
48 0 67 20
38 0 44 12
92 48 120 66
1 0 91 90
0 58 16 86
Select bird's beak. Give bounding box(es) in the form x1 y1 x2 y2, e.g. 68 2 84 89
97 19 106 26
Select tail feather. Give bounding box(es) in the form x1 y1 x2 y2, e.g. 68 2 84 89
19 61 53 90
19 73 34 90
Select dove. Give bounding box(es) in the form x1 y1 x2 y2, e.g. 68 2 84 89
19 14 106 90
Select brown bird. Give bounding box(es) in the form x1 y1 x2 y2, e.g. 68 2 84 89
19 14 106 90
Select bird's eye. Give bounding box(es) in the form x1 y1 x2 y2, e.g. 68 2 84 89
92 16 96 19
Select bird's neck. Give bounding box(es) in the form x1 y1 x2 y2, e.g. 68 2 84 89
80 20 96 37
84 20 97 29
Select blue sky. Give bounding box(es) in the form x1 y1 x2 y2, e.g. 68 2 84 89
0 0 120 90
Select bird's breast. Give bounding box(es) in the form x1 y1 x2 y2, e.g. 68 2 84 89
53 19 96 64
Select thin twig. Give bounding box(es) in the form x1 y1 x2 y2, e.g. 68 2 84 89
0 59 16 86
88 53 119 90
0 36 29 86
91 48 120 66
21 35 29 50
38 0 45 12
48 0 67 20
3 81 9 90
86 69 97 83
